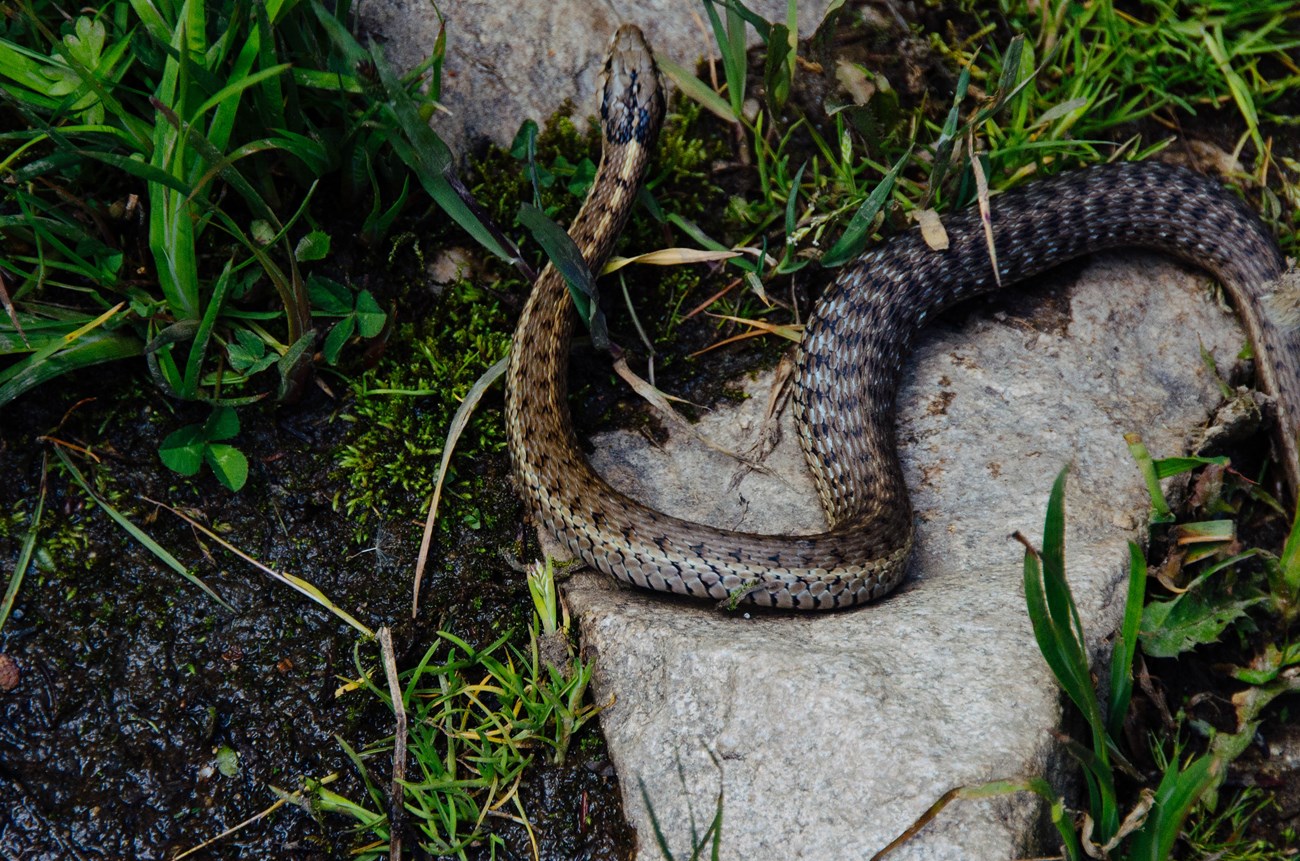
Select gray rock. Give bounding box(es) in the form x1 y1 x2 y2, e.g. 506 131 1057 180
359 0 833 156
360 4 1249 857
568 255 1243 860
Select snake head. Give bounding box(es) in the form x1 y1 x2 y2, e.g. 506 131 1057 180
599 25 665 148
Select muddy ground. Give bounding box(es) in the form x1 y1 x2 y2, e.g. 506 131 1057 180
0 368 635 859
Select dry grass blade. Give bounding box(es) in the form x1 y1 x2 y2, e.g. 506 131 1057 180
173 797 290 860
690 313 803 357
379 627 407 861
682 276 744 321
172 795 289 861
871 778 1076 861
968 132 1000 288
143 496 374 637
707 313 802 343
412 354 509 618
869 785 965 860
603 247 741 273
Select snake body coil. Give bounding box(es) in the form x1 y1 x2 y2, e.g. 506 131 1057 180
505 26 1296 610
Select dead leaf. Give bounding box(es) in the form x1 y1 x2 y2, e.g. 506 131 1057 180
912 208 949 250
835 58 876 105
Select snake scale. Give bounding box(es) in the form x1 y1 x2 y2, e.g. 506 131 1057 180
505 25 1297 610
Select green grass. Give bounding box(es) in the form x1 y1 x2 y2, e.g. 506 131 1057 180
654 0 1300 305
2 1 356 405
1183 787 1299 860
881 452 1298 859
0 0 520 460
317 563 601 859
1021 468 1217 860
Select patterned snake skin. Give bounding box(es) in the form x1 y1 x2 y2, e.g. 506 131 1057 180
505 25 1295 610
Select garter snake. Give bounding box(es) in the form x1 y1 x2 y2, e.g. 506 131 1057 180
504 25 1296 610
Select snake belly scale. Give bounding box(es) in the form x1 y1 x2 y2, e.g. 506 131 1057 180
504 25 1297 611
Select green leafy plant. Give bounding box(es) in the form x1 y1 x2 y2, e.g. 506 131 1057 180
307 276 387 366
159 405 250 491
1022 467 1220 858
1119 439 1300 814
0 0 512 429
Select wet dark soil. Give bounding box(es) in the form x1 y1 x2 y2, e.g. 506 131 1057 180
0 368 634 860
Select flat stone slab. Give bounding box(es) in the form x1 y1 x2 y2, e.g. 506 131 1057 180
568 255 1243 860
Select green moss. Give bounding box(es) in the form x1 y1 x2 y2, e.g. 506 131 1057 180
0 499 27 541
41 517 95 576
643 99 729 231
333 273 512 538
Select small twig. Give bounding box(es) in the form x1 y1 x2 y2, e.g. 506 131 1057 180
54 397 97 432
0 268 29 348
682 276 743 320
379 627 407 861
34 435 101 462
173 797 289 859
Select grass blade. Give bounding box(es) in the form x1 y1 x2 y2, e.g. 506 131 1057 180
146 496 374 638
658 58 736 122
1021 466 1118 841
702 0 747 118
820 148 910 267
518 202 607 350
179 257 235 398
363 38 520 268
1124 433 1174 523
1128 753 1218 861
411 354 509 619
0 327 143 408
0 453 47 634
1106 541 1146 741
52 446 233 610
